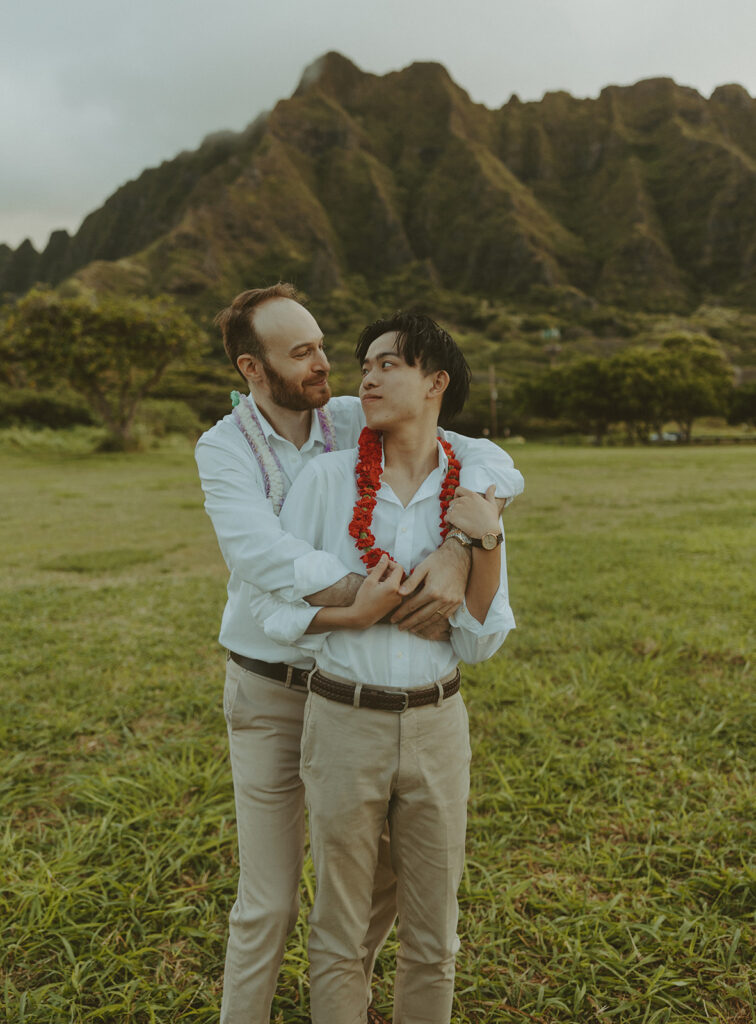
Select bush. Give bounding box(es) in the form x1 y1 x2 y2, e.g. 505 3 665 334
0 386 95 428
133 399 204 439
519 313 558 333
0 425 107 453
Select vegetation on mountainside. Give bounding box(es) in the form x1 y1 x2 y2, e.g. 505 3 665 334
2 53 756 317
2 55 756 441
2 283 755 444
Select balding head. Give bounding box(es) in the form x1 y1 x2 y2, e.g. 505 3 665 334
215 283 304 379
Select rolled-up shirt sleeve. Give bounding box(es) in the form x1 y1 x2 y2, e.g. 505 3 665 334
195 428 349 601
449 593 515 664
248 458 335 648
246 583 329 651
448 525 515 663
443 431 524 506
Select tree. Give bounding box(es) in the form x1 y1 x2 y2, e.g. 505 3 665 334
728 381 756 427
516 359 620 442
560 357 619 445
608 348 668 443
657 333 731 442
515 368 567 422
0 289 205 448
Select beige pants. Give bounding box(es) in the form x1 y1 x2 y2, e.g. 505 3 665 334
301 687 472 1024
221 658 397 1024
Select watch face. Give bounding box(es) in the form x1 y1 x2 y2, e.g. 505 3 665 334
481 532 498 550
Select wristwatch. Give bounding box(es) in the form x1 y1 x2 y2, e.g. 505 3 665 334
473 530 503 550
447 528 503 550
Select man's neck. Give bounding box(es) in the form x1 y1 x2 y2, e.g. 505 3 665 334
382 422 440 507
251 391 312 449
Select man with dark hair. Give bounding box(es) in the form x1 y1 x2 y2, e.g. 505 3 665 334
257 312 515 1024
354 312 472 421
195 288 523 1024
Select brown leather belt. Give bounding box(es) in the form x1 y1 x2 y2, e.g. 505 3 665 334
228 651 310 689
309 669 461 713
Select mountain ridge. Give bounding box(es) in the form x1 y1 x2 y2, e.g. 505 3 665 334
2 52 755 313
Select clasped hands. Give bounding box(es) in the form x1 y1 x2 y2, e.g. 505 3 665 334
350 485 500 636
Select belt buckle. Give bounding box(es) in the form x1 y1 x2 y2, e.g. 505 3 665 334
389 691 410 713
284 665 294 688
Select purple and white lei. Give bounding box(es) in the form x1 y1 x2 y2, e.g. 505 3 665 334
231 391 337 514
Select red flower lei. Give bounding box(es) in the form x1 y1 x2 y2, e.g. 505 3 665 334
349 427 461 571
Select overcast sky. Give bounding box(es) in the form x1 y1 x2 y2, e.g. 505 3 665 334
3 0 755 250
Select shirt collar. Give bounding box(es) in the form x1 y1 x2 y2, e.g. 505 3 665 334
246 391 325 450
436 428 451 473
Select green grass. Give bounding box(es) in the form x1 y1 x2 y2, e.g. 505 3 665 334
1 439 754 1023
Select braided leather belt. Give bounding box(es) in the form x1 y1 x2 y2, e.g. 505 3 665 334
228 651 310 689
309 669 461 713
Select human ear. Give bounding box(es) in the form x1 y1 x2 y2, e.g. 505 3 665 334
427 369 449 399
237 353 265 385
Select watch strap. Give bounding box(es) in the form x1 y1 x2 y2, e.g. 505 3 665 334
470 531 503 549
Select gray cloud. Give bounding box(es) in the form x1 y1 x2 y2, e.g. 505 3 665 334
3 0 755 249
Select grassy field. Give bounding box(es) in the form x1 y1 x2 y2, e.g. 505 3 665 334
1 434 754 1023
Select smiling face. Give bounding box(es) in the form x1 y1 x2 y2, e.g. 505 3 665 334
359 331 447 430
246 297 331 411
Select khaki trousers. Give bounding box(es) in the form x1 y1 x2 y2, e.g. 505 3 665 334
301 687 471 1024
221 658 397 1024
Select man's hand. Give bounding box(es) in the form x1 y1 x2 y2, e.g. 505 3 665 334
389 485 503 634
349 555 405 628
444 484 501 538
407 616 453 641
390 541 470 632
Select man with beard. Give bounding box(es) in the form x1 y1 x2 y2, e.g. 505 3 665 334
195 283 524 1024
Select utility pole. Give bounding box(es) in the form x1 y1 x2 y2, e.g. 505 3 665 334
488 363 498 439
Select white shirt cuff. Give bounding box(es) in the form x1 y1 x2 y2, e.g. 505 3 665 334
450 590 515 636
458 466 523 506
287 550 353 602
262 601 328 652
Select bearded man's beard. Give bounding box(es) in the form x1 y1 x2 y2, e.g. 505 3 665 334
261 360 331 411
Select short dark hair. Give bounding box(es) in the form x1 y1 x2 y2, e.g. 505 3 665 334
215 283 301 379
355 312 471 421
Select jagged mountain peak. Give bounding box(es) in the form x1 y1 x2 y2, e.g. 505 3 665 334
710 82 753 106
394 59 455 84
2 57 756 312
295 51 367 98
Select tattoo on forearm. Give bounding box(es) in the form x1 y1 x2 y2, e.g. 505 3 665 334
305 572 363 608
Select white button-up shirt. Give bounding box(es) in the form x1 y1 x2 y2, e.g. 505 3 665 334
257 438 515 687
196 394 524 667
